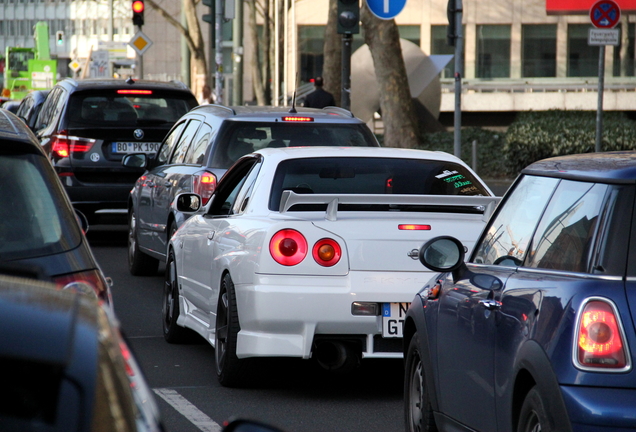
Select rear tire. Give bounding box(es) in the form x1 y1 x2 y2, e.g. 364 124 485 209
215 273 250 387
517 387 551 432
128 208 159 276
404 333 437 432
162 250 191 343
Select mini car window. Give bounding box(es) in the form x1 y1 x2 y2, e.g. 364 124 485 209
526 180 607 273
170 119 201 165
184 122 213 165
156 121 186 165
472 175 558 266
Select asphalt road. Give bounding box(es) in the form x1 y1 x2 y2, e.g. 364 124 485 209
88 226 405 432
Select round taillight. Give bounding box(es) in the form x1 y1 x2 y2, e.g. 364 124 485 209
312 238 341 267
270 229 307 266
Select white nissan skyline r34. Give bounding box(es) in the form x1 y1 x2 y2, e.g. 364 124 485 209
163 146 500 387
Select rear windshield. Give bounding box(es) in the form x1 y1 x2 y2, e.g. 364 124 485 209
0 152 81 260
66 90 197 128
269 157 489 210
211 121 379 168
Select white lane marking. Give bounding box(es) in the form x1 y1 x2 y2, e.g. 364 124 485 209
153 388 222 432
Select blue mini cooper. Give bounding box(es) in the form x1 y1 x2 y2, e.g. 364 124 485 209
404 151 636 432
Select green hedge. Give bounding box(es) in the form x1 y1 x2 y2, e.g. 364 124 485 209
377 111 636 178
503 111 636 174
415 127 509 179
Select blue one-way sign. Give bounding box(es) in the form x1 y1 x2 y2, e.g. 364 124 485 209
366 0 407 20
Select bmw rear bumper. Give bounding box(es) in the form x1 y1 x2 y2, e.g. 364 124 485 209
234 270 433 359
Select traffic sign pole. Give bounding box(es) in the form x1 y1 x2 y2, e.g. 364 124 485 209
589 0 620 152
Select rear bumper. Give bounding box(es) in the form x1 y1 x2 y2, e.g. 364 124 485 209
59 175 133 220
235 270 433 359
561 385 636 430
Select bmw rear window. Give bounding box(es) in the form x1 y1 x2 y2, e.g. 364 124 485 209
0 152 81 260
269 157 489 211
66 90 197 128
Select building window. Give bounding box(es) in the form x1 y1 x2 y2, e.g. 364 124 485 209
567 24 599 77
522 24 556 77
613 23 635 77
0 22 4 36
431 25 465 79
476 25 511 78
398 25 421 47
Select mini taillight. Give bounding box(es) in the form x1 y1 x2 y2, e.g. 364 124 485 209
270 229 307 266
398 224 431 230
117 89 152 95
282 116 313 122
53 269 111 304
575 298 629 371
192 171 217 205
312 238 341 267
51 131 95 158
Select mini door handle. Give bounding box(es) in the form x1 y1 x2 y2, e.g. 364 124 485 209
479 299 501 311
207 231 214 240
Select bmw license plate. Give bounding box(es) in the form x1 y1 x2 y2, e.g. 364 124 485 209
382 302 410 338
112 142 160 154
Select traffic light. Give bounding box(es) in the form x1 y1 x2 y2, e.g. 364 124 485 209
337 0 359 35
447 0 456 46
202 0 214 24
56 30 64 46
132 0 145 27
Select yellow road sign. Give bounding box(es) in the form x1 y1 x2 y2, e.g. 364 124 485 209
69 60 81 72
129 31 153 56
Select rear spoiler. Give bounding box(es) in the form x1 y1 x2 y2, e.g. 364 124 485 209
279 190 501 222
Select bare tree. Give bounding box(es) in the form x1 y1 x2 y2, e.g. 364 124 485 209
360 3 420 148
322 0 341 107
144 0 208 96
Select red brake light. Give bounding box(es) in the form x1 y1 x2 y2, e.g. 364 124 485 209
575 299 629 370
192 171 217 205
270 229 307 266
117 89 152 95
312 238 341 267
282 116 313 122
398 224 431 230
53 269 111 304
51 131 95 158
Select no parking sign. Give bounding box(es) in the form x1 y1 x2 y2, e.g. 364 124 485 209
589 0 621 28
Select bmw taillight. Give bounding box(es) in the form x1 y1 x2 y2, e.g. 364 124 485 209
192 171 217 205
53 269 111 304
269 229 308 266
574 298 630 371
312 238 341 267
51 130 95 158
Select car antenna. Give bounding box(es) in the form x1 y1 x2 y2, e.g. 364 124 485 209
288 72 299 114
126 77 135 85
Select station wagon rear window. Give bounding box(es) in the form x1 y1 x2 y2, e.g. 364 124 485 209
66 90 196 128
268 157 489 211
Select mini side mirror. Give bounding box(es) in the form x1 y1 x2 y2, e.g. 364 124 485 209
122 153 147 169
174 193 202 213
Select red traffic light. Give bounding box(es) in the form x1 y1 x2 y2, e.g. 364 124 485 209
132 0 144 13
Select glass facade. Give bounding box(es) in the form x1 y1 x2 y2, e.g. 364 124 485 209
476 25 511 78
522 24 557 78
567 24 599 77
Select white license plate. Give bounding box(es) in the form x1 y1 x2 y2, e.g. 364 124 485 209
112 142 160 154
382 302 410 338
